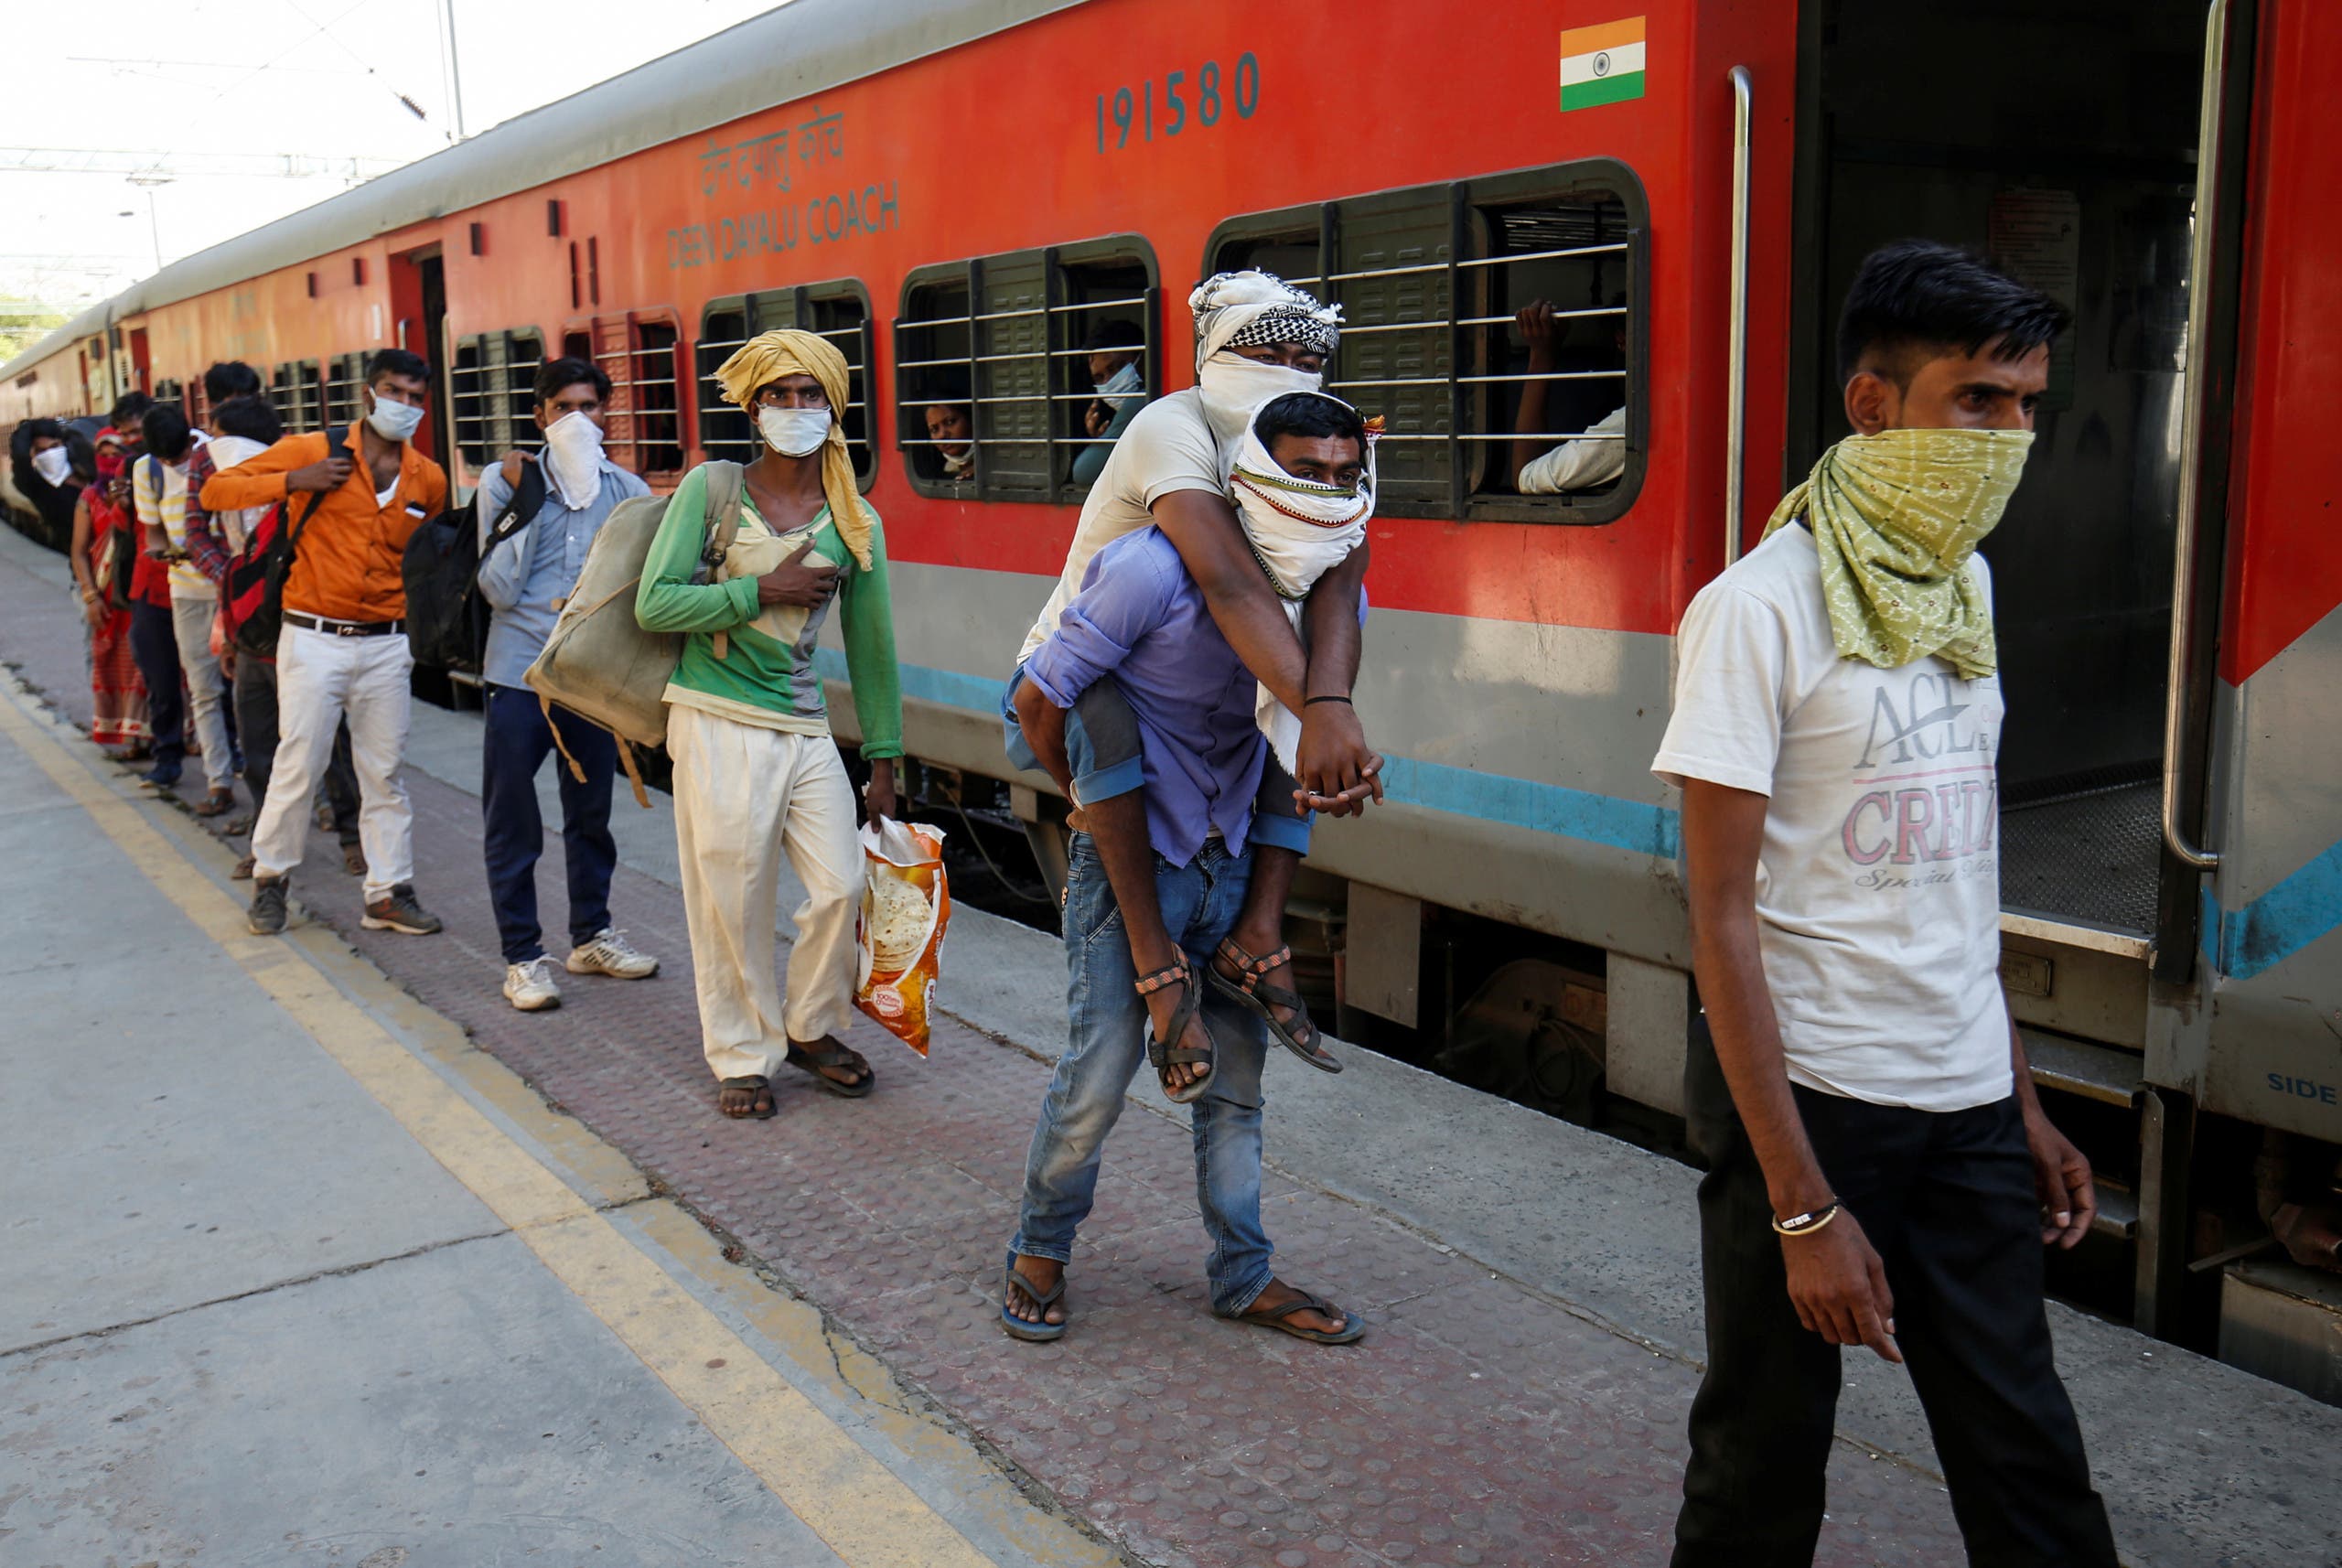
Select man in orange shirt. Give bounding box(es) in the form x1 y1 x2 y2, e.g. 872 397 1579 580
202 348 449 937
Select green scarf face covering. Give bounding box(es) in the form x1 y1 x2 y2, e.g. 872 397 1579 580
1761 427 2032 680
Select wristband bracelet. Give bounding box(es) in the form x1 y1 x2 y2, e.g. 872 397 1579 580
1303 694 1353 707
1771 1200 1842 1238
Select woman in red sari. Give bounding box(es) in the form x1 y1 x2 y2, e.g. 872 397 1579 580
69 426 151 757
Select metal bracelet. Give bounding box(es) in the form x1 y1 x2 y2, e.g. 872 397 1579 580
1771 1200 1842 1238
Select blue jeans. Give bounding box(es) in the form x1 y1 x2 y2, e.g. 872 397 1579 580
481 682 618 963
1009 833 1275 1316
1001 667 1312 856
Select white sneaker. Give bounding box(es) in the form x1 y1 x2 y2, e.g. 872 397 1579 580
503 956 563 1012
566 927 659 979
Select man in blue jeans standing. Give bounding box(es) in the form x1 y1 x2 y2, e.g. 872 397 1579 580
476 357 661 1010
1000 520 1365 1347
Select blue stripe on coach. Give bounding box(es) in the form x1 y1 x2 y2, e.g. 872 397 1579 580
2200 839 2342 981
814 650 1682 860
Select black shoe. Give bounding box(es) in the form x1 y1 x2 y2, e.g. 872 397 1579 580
361 883 443 936
249 876 288 936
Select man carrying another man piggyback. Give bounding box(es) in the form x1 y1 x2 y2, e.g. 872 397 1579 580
1000 273 1382 1348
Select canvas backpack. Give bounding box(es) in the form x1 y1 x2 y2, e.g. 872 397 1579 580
523 460 743 799
224 426 348 658
402 456 544 671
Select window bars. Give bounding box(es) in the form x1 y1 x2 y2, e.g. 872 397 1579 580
581 314 682 478
448 329 546 467
1206 164 1646 524
895 240 1159 503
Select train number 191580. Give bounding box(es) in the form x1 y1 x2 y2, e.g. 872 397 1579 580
1095 53 1261 153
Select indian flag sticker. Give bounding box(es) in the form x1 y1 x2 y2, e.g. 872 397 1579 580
1560 16 1648 112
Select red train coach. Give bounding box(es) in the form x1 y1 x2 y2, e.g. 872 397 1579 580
5 0 2337 1378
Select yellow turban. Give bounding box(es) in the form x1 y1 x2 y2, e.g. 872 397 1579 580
712 328 874 570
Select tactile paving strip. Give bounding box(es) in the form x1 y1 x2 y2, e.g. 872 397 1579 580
0 544 1967 1567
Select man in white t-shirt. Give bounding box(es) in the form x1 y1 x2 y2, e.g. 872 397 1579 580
1653 242 2117 1567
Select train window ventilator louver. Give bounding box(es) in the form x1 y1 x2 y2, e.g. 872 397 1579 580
449 328 547 467
695 281 876 489
1204 158 1649 526
893 237 1160 505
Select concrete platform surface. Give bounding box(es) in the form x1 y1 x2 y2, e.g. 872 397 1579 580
3 518 2337 1568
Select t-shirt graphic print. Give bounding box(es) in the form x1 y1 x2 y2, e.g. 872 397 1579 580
1652 525 2014 1112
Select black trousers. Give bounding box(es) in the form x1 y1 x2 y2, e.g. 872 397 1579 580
233 656 360 848
127 599 185 769
1671 1018 2118 1568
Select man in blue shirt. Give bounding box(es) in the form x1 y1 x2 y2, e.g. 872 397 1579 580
1000 416 1372 1348
476 358 660 1011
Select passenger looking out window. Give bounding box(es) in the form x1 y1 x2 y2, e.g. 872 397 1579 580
925 402 975 485
1070 319 1147 489
1508 297 1626 494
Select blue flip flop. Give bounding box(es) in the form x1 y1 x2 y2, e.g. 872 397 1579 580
1001 1262 1068 1342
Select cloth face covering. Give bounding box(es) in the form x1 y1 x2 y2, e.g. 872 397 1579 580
1228 393 1377 770
1189 270 1342 439
1761 426 2032 679
757 405 832 458
541 411 605 509
711 328 874 569
31 446 71 487
1198 353 1324 442
366 396 424 444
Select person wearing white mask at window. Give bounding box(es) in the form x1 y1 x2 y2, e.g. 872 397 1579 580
1069 318 1148 489
1000 272 1382 1168
637 328 903 1122
473 357 659 1012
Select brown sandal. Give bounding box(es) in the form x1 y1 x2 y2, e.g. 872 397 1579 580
718 1075 776 1119
193 789 236 819
1209 939 1340 1072
1138 960 1216 1104
784 1037 875 1098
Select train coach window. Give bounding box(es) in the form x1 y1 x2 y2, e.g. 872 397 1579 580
574 313 683 480
267 361 324 435
323 352 368 432
895 237 1159 503
694 280 876 487
153 379 184 418
448 328 546 467
1204 161 1647 524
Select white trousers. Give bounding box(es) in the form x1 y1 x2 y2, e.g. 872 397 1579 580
169 594 235 791
666 705 862 1082
250 624 414 900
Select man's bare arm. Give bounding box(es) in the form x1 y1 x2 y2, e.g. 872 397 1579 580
1683 777 1900 1363
1294 543 1383 813
2008 1018 2097 1248
1012 678 1079 805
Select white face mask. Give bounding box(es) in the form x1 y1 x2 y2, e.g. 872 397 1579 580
31 446 72 487
367 394 425 444
541 410 606 509
1096 360 1144 399
1197 351 1323 442
757 404 832 457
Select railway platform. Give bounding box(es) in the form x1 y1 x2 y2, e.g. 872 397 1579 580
0 519 2335 1568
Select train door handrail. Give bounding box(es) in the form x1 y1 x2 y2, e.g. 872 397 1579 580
2162 0 2229 874
1724 65 1753 568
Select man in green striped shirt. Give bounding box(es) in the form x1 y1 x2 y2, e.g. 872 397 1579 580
638 329 901 1122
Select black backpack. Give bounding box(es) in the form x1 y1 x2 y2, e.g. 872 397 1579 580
402 456 544 672
227 427 348 659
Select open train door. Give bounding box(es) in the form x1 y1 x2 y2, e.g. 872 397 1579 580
2156 0 2342 1377
386 245 450 464
1783 0 2269 1337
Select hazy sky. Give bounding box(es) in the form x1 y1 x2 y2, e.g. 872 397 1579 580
4 0 783 313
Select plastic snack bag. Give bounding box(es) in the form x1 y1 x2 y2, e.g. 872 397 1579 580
855 816 950 1056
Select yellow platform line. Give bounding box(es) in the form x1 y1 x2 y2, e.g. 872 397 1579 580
0 685 1008 1568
